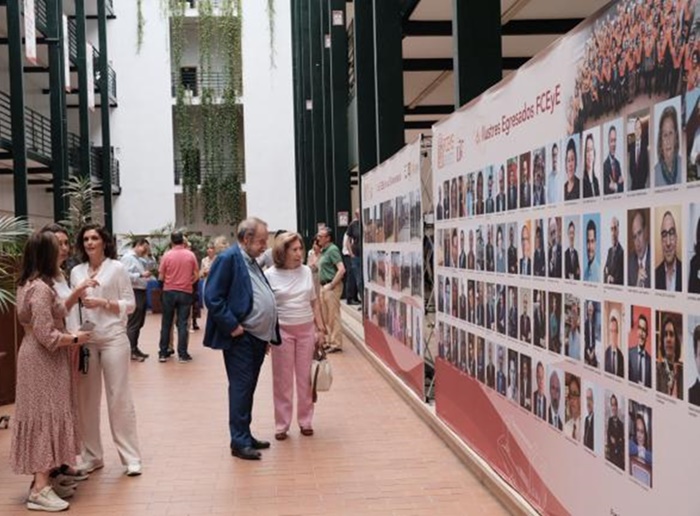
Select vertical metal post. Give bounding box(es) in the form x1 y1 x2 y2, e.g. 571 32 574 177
75 0 91 180
97 0 113 233
353 0 377 175
372 0 404 162
453 0 502 107
48 0 69 221
328 0 349 233
7 0 28 218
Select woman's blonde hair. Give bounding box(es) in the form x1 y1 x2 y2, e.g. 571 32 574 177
212 235 228 255
272 232 305 268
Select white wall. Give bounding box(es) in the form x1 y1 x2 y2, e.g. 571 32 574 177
241 0 296 231
103 2 176 235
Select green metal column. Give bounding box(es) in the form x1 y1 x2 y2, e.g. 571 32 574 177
453 0 502 107
308 0 326 229
299 0 314 241
47 0 69 221
353 0 377 175
75 0 91 180
328 0 349 234
320 0 333 231
373 0 404 162
97 0 113 233
7 0 28 218
291 0 309 241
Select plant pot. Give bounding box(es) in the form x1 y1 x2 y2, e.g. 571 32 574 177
0 303 23 407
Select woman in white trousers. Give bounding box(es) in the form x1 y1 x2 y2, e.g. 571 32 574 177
71 224 143 477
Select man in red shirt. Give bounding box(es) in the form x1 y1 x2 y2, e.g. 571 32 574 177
158 232 199 362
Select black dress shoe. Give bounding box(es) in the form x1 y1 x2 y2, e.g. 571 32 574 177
251 437 270 450
231 446 261 460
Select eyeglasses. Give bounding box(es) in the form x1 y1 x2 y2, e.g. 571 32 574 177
661 228 676 240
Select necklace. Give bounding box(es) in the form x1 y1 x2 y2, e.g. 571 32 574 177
88 257 106 278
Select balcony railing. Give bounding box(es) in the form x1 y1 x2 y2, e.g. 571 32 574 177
92 47 118 104
91 146 120 193
67 18 78 64
174 158 240 185
172 70 232 99
67 132 81 171
348 20 355 102
35 0 48 35
0 91 52 160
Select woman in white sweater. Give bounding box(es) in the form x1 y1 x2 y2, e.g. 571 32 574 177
265 232 326 440
70 224 142 476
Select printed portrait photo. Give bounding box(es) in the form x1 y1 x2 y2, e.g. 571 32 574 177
653 95 683 188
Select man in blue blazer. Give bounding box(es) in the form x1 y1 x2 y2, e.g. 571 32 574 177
205 218 281 461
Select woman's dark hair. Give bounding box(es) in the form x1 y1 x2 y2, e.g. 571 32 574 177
567 137 577 166
41 223 69 237
660 314 681 361
75 223 117 263
635 413 648 447
18 230 59 287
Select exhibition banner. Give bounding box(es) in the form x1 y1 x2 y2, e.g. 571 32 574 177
362 136 425 397
432 1 700 514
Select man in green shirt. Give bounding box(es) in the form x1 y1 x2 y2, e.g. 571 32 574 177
317 227 346 352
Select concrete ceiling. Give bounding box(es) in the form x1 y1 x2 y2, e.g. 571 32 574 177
354 0 613 142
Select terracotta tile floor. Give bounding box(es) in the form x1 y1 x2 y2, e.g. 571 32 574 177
0 310 510 515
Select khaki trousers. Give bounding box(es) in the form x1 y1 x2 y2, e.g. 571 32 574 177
320 282 343 349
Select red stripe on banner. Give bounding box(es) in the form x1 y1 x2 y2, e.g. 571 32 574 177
435 359 569 516
363 319 425 398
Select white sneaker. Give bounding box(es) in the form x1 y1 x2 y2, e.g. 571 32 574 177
51 482 76 500
81 459 104 474
26 486 69 512
125 463 142 477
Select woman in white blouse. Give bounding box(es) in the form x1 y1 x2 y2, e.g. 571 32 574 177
265 233 325 440
70 224 142 476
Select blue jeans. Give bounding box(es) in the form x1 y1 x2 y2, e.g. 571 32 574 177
223 332 268 449
158 290 193 358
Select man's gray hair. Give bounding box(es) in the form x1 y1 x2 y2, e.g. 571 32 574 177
237 217 267 242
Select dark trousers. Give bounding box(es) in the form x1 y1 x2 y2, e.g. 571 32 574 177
158 290 192 358
223 332 267 449
126 289 147 351
350 256 363 300
342 255 358 302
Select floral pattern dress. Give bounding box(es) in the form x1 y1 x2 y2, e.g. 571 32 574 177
10 280 80 474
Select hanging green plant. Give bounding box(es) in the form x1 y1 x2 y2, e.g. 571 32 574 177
136 0 145 53
267 0 276 69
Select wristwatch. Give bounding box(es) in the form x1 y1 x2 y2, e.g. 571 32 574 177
72 334 79 344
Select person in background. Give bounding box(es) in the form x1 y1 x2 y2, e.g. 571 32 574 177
656 315 683 399
342 225 359 305
629 413 652 466
346 209 363 305
10 231 93 512
265 233 326 440
307 237 323 297
120 238 151 361
689 217 700 294
42 224 95 491
70 224 142 477
606 394 624 470
204 217 280 461
200 236 228 310
257 229 287 270
157 231 198 363
317 227 345 353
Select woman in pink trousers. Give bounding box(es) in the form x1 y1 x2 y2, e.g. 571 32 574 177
265 232 326 440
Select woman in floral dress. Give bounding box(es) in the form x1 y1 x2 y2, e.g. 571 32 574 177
10 230 92 512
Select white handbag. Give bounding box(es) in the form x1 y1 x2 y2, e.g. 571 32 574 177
311 348 333 400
